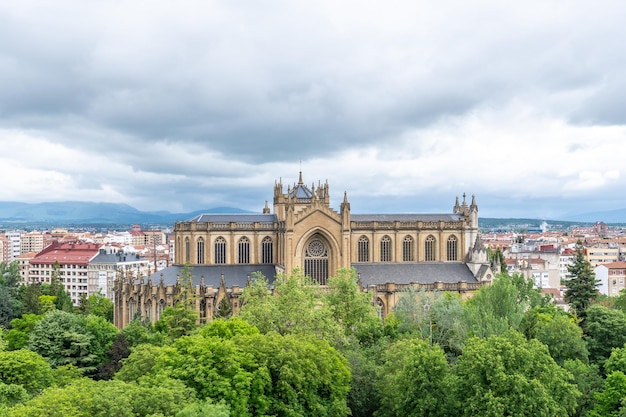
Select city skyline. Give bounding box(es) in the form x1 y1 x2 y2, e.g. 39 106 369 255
1 1 626 219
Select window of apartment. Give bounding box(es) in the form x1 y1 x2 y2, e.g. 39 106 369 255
380 235 392 262
357 236 370 262
238 237 250 264
262 236 273 264
215 237 226 264
402 235 414 262
425 235 436 262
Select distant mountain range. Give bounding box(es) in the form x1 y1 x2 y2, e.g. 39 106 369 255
0 201 623 227
0 201 251 226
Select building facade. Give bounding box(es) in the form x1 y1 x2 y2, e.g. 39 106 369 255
29 241 101 305
114 173 493 328
595 262 626 296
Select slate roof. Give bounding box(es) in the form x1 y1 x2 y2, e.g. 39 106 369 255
351 214 463 222
146 264 279 287
91 250 144 264
187 214 277 223
352 262 479 286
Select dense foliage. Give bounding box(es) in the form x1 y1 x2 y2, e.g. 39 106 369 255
3 264 626 416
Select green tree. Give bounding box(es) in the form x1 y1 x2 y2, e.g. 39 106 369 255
4 314 43 351
452 330 580 417
563 359 604 417
0 381 29 408
27 310 117 375
7 377 197 417
565 240 600 318
589 371 626 417
77 292 114 322
0 349 53 394
213 297 233 319
605 345 626 375
153 263 198 340
121 318 166 347
325 268 383 344
177 399 231 417
38 295 56 313
394 289 466 354
584 305 626 369
19 283 42 315
240 269 342 343
375 339 451 417
462 273 530 338
0 261 23 327
127 317 352 417
48 261 74 313
154 305 198 340
115 344 165 383
520 306 589 365
343 343 382 417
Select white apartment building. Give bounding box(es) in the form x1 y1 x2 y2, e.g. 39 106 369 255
4 231 22 261
87 247 151 301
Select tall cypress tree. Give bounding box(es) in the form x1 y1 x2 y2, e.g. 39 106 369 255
564 240 599 318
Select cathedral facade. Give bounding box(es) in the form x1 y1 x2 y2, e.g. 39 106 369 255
114 173 492 328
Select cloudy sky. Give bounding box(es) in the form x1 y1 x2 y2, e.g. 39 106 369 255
1 1 625 219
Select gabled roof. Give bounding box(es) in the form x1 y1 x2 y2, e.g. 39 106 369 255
352 262 479 285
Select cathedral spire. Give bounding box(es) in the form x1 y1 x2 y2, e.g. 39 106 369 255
298 171 303 185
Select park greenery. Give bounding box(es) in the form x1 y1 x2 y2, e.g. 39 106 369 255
1 242 626 416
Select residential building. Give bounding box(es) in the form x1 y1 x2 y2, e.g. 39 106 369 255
4 231 22 261
87 247 151 300
586 246 620 267
20 232 53 255
0 237 10 263
15 252 37 284
29 241 102 306
595 262 626 296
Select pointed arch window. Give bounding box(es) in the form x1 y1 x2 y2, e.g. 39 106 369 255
447 235 458 261
304 237 329 285
403 235 414 262
425 235 436 262
184 238 190 263
358 235 369 262
197 237 205 264
262 236 273 264
215 237 226 264
380 235 392 262
238 236 250 264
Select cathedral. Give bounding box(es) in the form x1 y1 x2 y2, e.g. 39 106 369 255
114 173 493 328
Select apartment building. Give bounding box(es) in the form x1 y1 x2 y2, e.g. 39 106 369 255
129 225 165 247
88 247 151 300
594 262 626 296
20 232 53 255
0 237 10 263
586 246 620 267
15 252 37 284
4 231 22 261
29 241 102 306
